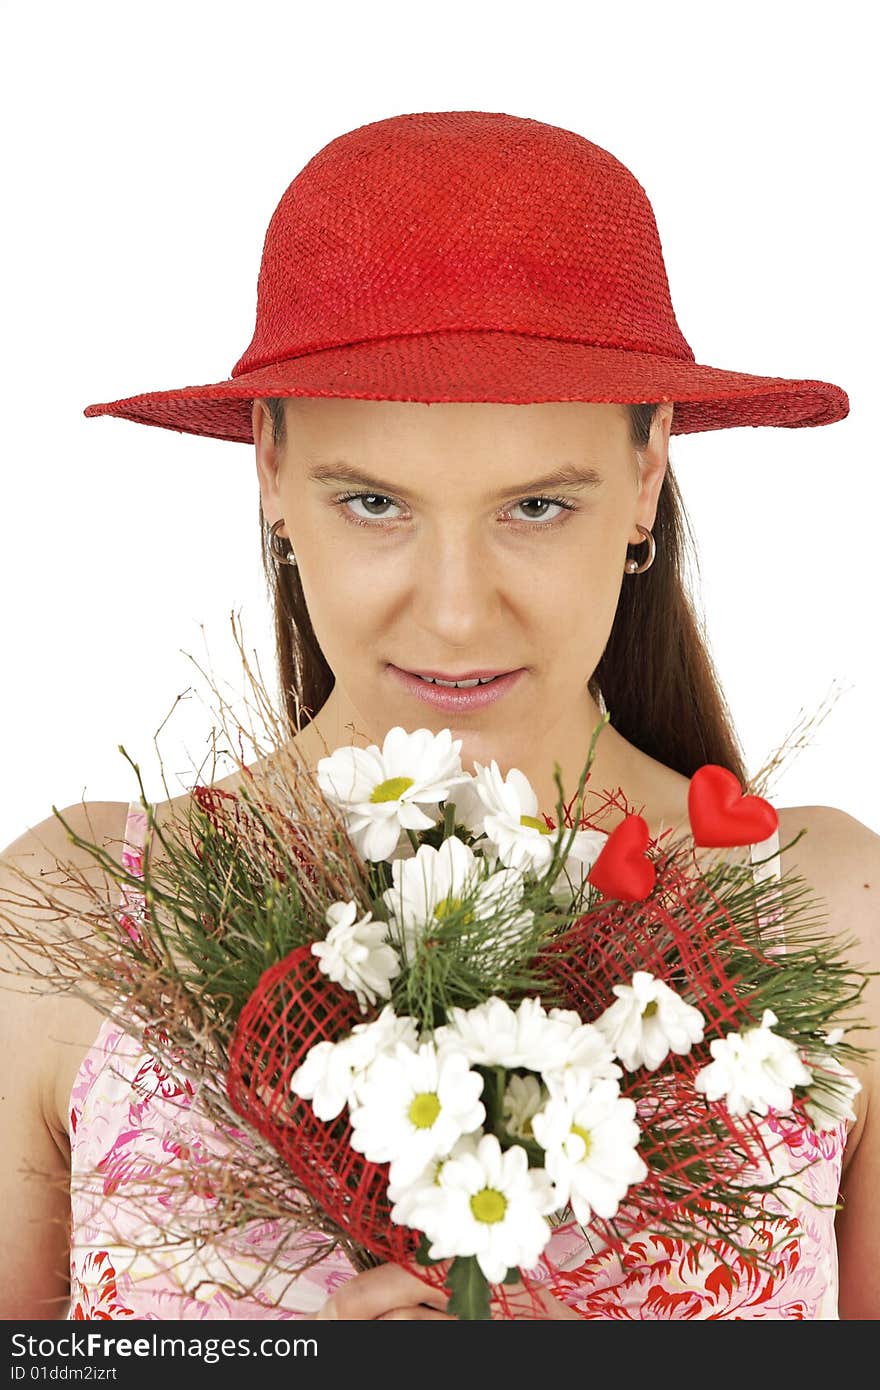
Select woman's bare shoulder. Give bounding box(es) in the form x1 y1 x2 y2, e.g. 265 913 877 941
0 797 138 960
774 803 879 988
776 802 879 918
778 803 880 1316
0 741 299 1150
777 805 880 1153
0 800 139 1144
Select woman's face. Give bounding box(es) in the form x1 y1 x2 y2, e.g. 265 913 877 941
253 397 672 806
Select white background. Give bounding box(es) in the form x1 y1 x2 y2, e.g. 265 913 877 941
1 0 877 848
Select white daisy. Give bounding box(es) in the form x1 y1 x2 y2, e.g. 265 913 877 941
387 1133 481 1221
693 1008 813 1118
435 995 575 1072
346 1005 422 1097
349 1039 485 1186
289 1037 362 1122
531 1074 648 1224
544 1010 623 1089
466 861 536 951
439 771 491 840
316 726 471 862
380 835 533 960
387 1151 446 1212
311 900 401 1013
594 971 706 1072
546 827 609 907
405 1132 558 1284
455 758 608 908
456 759 559 874
289 1004 419 1120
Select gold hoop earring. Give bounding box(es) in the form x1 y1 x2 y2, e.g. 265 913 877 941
269 518 298 567
624 524 655 575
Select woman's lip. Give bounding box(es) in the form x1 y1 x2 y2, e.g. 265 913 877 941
402 667 513 681
387 664 525 711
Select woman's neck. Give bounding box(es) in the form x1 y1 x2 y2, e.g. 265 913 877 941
281 685 693 846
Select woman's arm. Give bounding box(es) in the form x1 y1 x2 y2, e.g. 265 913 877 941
0 974 71 1315
782 805 880 1318
814 807 880 1319
0 802 126 1319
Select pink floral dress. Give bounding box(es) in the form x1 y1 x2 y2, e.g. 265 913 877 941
67 802 845 1319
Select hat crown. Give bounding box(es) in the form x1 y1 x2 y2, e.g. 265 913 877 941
232 110 694 379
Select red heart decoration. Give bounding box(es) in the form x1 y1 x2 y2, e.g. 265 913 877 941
587 814 655 902
688 765 778 848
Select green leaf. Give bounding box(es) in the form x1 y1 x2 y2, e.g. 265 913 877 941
445 1255 492 1320
495 1131 545 1166
477 1063 509 1133
414 1231 444 1267
502 1266 521 1285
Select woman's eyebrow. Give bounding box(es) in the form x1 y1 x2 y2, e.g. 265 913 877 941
305 460 604 499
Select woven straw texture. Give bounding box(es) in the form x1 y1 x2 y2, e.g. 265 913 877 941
84 110 848 440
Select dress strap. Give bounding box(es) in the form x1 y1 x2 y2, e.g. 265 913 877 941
121 801 149 867
117 800 151 942
748 824 786 951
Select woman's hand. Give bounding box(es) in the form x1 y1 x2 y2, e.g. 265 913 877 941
316 1262 583 1320
317 1262 454 1320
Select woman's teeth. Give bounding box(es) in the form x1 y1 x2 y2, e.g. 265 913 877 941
416 674 499 688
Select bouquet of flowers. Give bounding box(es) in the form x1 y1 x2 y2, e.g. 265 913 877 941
1 631 869 1319
221 721 866 1317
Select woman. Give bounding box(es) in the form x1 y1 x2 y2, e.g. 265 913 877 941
1 110 877 1320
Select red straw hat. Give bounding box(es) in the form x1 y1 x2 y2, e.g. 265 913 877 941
84 110 848 441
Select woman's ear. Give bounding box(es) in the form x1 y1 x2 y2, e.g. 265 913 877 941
252 400 284 517
631 403 673 539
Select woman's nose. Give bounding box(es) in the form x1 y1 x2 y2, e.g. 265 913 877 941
410 528 504 644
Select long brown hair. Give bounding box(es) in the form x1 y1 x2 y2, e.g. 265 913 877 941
257 400 747 785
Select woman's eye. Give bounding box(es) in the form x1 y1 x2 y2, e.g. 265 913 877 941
335 492 575 528
511 497 570 523
339 493 402 521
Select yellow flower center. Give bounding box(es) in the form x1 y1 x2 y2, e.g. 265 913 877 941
434 895 475 925
470 1187 508 1224
370 775 415 803
520 814 552 834
641 1000 659 1019
571 1123 592 1157
408 1091 441 1129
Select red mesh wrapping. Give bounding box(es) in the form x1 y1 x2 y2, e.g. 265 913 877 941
226 944 463 1306
227 945 393 1229
535 893 776 1215
225 795 811 1319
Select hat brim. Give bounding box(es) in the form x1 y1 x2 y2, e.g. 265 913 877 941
83 331 848 442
